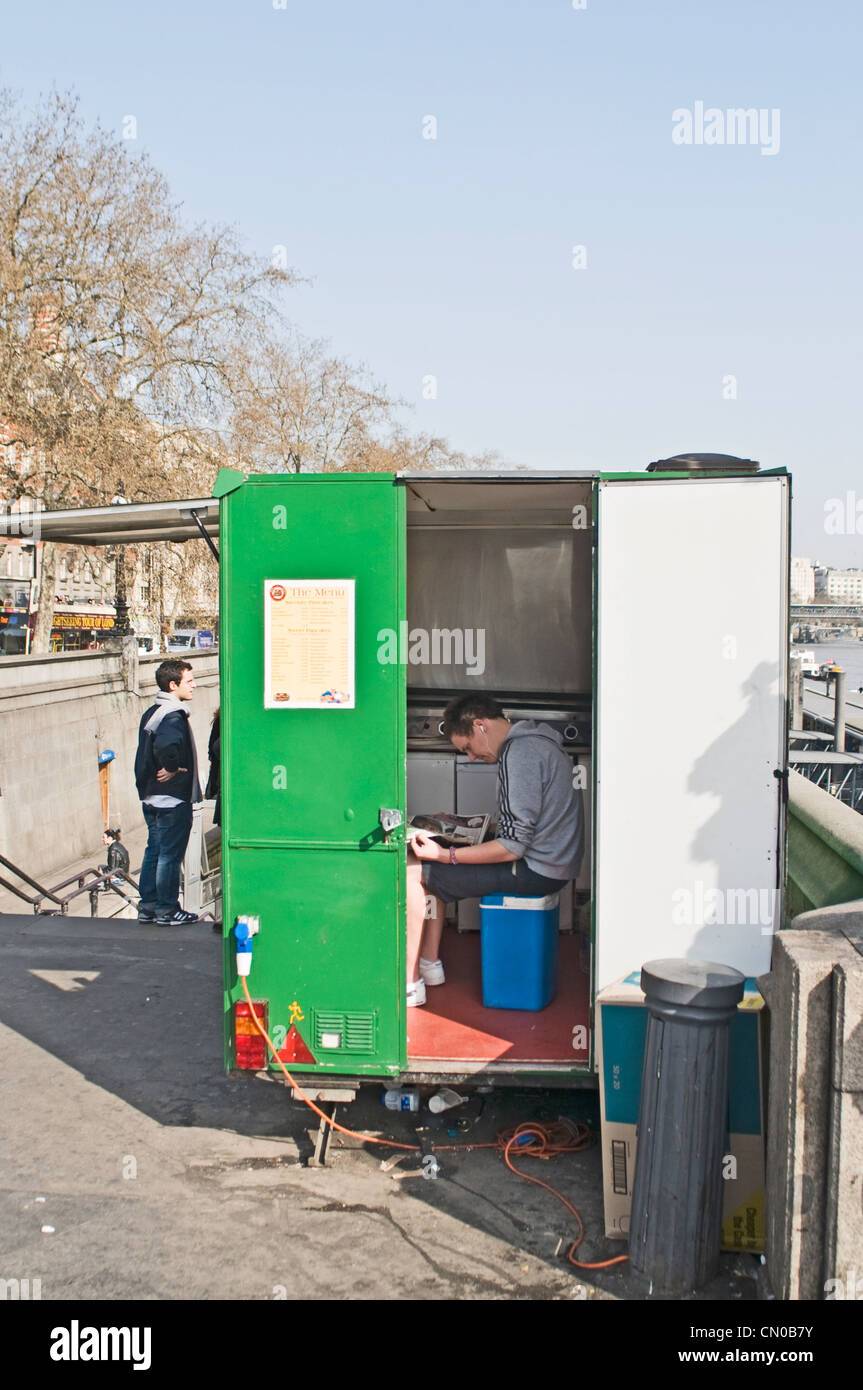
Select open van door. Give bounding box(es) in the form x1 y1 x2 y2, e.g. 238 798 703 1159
218 472 406 1076
594 474 790 991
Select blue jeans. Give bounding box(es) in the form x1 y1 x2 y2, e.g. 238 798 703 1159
139 803 193 917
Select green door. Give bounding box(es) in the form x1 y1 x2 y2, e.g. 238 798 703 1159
219 473 406 1076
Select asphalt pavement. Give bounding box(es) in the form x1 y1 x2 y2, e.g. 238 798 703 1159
0 910 760 1302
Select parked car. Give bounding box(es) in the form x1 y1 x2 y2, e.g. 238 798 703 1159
166 628 216 652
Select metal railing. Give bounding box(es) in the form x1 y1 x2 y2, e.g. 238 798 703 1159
0 852 140 917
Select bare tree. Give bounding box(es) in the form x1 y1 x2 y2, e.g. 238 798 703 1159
228 332 397 473
352 425 505 474
0 88 293 648
139 539 217 648
1 89 510 655
228 332 506 477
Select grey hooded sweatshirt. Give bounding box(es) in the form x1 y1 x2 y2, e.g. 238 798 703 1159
496 721 584 882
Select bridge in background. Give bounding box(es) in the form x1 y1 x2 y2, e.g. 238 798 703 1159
791 605 863 638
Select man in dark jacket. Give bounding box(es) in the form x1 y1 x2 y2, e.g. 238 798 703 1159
134 659 202 925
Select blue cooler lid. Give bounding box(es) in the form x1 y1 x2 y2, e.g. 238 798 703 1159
480 894 560 909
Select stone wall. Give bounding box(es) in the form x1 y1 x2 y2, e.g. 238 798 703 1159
760 914 863 1301
787 768 863 917
762 769 863 1299
0 647 219 881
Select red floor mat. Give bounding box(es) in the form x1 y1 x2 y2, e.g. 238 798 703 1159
407 928 591 1065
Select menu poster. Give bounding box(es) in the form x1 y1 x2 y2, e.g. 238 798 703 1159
264 579 355 710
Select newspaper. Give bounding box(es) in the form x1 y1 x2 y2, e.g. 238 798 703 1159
406 812 491 846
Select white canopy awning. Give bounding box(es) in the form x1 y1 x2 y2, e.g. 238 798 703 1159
0 498 219 547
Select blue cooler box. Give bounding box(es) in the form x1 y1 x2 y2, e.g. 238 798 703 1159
479 893 560 1010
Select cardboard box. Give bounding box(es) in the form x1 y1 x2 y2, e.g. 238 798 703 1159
596 970 766 1252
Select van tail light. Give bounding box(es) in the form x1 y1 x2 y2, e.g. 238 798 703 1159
235 999 269 1070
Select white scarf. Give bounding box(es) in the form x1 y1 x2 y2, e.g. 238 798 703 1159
145 691 186 735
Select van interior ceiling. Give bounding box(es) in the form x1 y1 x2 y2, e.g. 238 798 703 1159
403 478 594 1074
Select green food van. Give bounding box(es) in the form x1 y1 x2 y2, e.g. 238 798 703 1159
216 462 790 1092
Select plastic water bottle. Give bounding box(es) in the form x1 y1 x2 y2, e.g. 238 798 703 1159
382 1087 420 1112
428 1087 467 1114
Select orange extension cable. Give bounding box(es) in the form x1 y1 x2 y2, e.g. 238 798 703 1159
240 976 627 1270
500 1123 629 1270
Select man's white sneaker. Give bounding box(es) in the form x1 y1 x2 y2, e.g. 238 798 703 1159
406 978 427 1008
419 957 445 986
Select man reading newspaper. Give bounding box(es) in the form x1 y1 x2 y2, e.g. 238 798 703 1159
406 695 584 1007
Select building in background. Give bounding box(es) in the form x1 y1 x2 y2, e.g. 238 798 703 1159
814 566 863 604
791 556 815 604
47 546 116 651
0 538 35 654
0 533 218 655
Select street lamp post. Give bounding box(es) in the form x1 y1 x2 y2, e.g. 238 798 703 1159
113 545 131 637
110 482 133 639
21 542 36 655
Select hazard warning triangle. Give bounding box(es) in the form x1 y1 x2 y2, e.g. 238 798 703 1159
277 1024 316 1065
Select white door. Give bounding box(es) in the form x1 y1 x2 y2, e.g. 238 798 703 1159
594 475 789 991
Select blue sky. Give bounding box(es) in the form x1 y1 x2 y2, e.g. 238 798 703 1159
2 0 861 561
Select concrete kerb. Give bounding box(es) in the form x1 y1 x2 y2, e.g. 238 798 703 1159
826 947 863 1293
758 905 863 1301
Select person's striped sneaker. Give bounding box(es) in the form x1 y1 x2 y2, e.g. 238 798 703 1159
155 910 200 926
